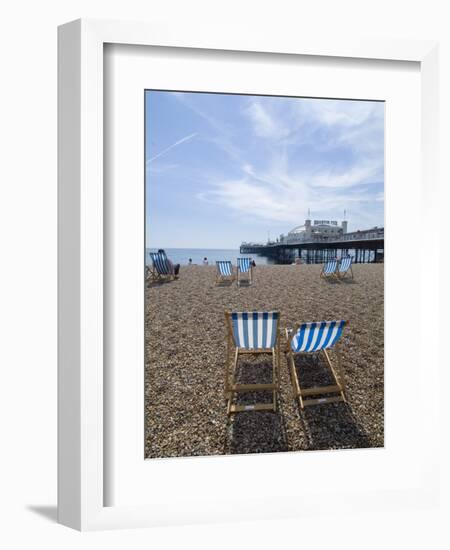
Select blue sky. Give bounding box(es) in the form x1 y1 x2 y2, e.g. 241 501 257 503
145 91 384 249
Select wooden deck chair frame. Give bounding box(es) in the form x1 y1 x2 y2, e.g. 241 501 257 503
337 256 354 280
237 258 253 286
146 264 157 283
215 261 234 285
320 259 339 281
224 311 281 415
285 321 348 408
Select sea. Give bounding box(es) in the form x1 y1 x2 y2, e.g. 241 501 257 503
146 248 275 266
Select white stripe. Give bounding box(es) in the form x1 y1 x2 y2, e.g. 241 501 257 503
247 315 254 348
257 313 263 348
265 313 273 348
237 314 245 348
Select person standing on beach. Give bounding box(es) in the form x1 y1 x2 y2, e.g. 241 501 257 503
188 258 192 265
203 257 208 265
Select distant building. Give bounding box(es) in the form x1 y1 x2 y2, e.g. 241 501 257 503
281 218 347 244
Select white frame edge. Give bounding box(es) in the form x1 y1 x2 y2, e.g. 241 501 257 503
57 18 440 531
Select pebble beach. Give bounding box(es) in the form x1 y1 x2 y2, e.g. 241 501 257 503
145 263 384 458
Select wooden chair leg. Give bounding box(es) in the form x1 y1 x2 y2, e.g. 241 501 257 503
288 350 304 408
322 349 346 402
224 338 231 399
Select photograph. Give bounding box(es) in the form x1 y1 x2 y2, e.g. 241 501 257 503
144 90 384 458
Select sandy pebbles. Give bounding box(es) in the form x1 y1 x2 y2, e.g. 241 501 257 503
145 263 384 458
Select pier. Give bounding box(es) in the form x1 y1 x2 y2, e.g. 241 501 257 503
240 226 384 264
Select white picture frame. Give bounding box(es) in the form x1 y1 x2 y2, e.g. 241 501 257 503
58 18 439 531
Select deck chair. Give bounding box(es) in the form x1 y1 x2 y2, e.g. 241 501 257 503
337 256 353 280
149 251 175 282
225 311 281 414
216 260 234 284
320 259 338 280
237 257 253 286
285 320 348 408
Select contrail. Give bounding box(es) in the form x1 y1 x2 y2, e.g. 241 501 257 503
147 133 197 163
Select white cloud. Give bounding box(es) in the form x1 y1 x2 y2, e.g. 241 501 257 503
307 160 382 189
292 98 385 155
200 152 383 229
172 93 384 231
244 101 290 140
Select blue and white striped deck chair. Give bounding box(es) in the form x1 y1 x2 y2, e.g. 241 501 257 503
149 252 174 282
224 311 281 414
237 257 253 286
285 320 348 408
320 259 338 280
216 260 234 284
337 256 353 280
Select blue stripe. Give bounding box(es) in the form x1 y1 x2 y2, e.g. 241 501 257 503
311 321 327 352
253 312 258 348
242 312 249 348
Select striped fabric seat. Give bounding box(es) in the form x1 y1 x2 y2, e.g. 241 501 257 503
231 311 279 350
216 260 233 277
225 310 281 414
322 259 337 275
286 319 348 408
338 256 352 273
150 252 171 275
237 258 251 273
290 320 345 353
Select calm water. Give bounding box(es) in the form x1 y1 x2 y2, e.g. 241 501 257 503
146 248 275 266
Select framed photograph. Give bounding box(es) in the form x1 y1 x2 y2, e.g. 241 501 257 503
143 89 385 459
58 19 439 530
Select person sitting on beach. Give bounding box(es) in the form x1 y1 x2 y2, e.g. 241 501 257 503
158 248 180 277
251 259 256 267
188 258 192 265
203 257 208 265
